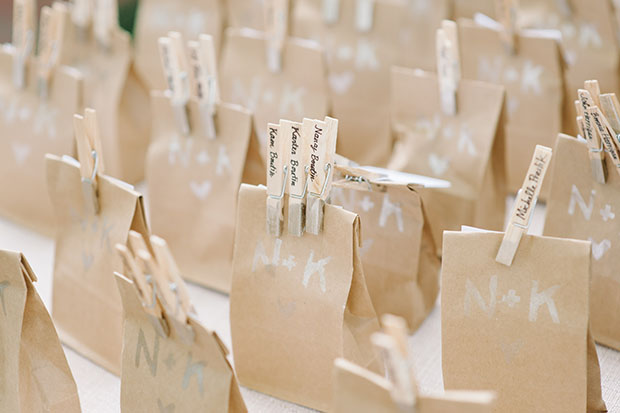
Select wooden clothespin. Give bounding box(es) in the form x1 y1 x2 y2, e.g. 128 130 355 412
355 0 374 33
586 105 620 177
494 0 518 55
74 108 105 215
574 100 586 139
128 231 187 325
116 243 159 317
93 0 117 49
150 235 196 317
188 34 219 140
305 117 338 235
599 92 620 147
578 86 608 183
266 123 289 236
372 315 417 410
37 3 66 100
322 0 340 24
158 32 191 136
282 120 307 236
12 0 35 89
71 0 91 41
496 145 552 266
264 0 288 73
436 20 461 116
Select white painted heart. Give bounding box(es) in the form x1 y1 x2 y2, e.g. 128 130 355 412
328 72 354 95
589 238 611 261
12 142 31 165
190 181 212 200
428 153 449 176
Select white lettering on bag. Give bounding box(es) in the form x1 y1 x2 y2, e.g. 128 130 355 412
135 327 160 377
182 352 206 395
303 250 331 293
568 184 595 221
379 193 404 233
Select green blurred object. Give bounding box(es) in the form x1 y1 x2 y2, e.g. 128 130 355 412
119 0 139 36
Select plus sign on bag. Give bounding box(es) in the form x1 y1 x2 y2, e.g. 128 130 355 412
441 146 606 413
230 118 382 411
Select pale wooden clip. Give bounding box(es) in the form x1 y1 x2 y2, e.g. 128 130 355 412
71 0 91 42
355 0 374 33
158 32 191 136
371 315 417 410
188 34 219 140
436 20 461 116
496 145 552 266
74 108 105 215
305 117 338 235
574 99 586 139
12 0 35 89
587 105 620 177
116 243 159 317
264 0 288 73
494 0 518 54
93 0 117 49
599 92 620 164
284 120 308 237
578 85 609 183
266 123 289 236
37 3 66 100
322 0 340 24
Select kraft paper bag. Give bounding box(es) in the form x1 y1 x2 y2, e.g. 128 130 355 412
333 359 495 413
230 184 383 411
330 166 441 332
291 0 448 166
134 0 225 91
219 28 329 160
227 0 268 30
545 134 620 351
0 51 82 236
389 68 506 253
60 9 150 183
0 250 81 413
46 154 150 374
453 0 495 19
518 0 620 135
459 19 564 194
114 274 246 412
442 229 607 412
147 96 262 293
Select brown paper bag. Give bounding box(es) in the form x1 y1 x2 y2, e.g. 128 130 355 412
46 112 150 374
0 250 81 413
113 234 246 412
134 0 225 91
390 68 506 253
227 0 268 30
0 5 82 235
518 0 620 136
219 28 329 162
230 184 382 411
442 146 606 413
60 6 150 183
545 133 620 350
458 19 564 194
291 0 448 166
453 0 495 19
147 96 261 292
330 165 441 332
333 315 496 413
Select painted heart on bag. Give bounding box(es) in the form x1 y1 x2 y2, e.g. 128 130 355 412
428 153 449 176
12 142 31 165
190 180 212 200
328 72 354 95
589 238 611 261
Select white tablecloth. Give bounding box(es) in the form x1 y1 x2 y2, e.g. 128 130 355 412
1 195 619 412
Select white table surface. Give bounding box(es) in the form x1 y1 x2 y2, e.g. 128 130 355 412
2 193 619 412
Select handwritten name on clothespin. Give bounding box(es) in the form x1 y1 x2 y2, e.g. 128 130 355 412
37 3 66 100
599 92 620 142
494 0 518 54
436 20 461 116
93 0 117 49
158 33 191 136
574 100 586 139
372 315 416 410
355 0 374 33
282 120 307 236
305 117 338 235
116 243 160 317
578 88 608 183
264 0 288 73
128 231 188 325
74 108 105 215
587 106 620 177
322 0 340 24
266 123 289 236
496 145 552 266
12 0 35 89
188 34 219 139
